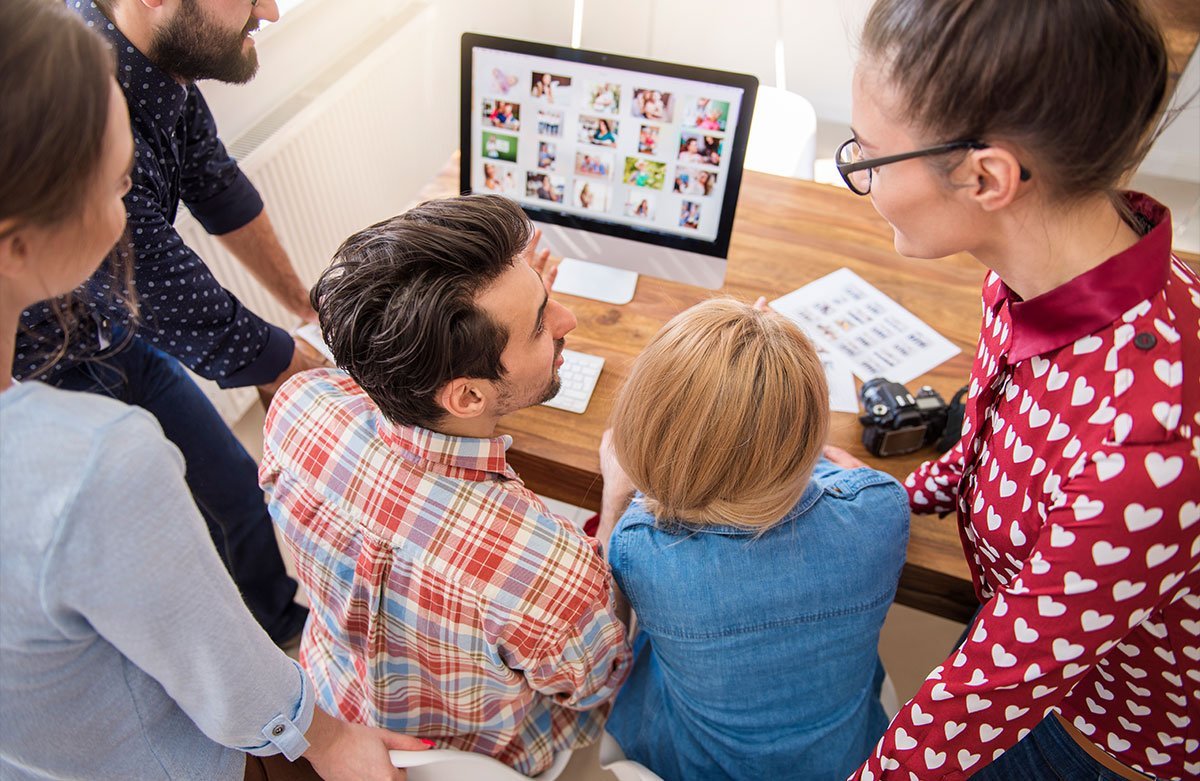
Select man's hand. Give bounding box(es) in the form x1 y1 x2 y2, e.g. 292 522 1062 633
302 706 430 781
522 227 559 291
256 336 332 408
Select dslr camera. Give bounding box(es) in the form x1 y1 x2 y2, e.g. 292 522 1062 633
859 378 956 457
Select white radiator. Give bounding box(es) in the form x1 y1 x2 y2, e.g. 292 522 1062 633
174 1 441 425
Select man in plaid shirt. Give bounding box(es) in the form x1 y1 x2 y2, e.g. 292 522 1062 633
260 196 631 775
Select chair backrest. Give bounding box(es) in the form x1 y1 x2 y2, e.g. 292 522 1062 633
744 85 818 180
390 747 572 781
597 732 666 781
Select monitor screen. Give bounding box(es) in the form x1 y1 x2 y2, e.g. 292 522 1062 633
461 34 757 259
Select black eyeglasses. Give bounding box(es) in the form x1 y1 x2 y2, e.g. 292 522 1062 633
835 138 1031 196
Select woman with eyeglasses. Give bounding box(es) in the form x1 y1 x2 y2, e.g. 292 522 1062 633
834 1 1199 779
0 3 427 779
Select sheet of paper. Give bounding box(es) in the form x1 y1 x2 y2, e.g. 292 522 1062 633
816 347 860 414
771 268 960 386
294 322 336 365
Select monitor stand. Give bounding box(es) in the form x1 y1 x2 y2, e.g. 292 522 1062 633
552 257 638 305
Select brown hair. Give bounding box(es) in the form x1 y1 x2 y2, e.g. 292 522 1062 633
611 298 830 530
0 0 117 229
1 0 137 377
860 0 1169 202
312 195 532 427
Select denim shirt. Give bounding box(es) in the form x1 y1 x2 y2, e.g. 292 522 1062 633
606 458 909 781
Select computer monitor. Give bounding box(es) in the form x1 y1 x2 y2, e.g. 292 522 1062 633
461 33 758 298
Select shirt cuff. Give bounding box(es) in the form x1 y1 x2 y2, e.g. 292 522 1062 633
187 169 264 236
246 661 316 759
218 324 294 389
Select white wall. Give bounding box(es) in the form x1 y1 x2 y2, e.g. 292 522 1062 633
201 0 1198 195
1141 47 1200 182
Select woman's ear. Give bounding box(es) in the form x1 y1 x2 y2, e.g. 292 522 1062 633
0 221 33 280
436 377 489 421
964 146 1026 212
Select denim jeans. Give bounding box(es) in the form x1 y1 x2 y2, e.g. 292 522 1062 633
957 609 1150 781
51 337 304 642
972 714 1149 780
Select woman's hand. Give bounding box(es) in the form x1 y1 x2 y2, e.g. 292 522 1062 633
823 444 866 470
303 706 430 781
597 429 636 548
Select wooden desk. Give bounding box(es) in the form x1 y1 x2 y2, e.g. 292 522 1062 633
419 154 1198 624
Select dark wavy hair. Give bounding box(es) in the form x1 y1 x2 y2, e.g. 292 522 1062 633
312 195 533 427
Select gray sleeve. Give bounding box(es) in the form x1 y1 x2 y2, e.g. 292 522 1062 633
42 410 314 757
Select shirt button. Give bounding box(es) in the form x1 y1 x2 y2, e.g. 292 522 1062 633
271 724 285 737
1133 332 1157 350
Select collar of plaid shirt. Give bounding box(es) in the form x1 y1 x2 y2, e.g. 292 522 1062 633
376 418 521 483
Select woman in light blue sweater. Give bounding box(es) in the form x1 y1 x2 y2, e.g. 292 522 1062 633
0 3 426 778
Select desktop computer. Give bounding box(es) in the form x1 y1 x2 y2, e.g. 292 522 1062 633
460 33 758 302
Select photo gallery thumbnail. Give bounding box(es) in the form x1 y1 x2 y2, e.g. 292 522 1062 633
479 63 737 237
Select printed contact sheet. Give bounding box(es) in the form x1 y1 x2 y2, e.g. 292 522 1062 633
771 268 960 386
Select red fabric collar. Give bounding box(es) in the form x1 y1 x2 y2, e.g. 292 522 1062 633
1000 193 1173 362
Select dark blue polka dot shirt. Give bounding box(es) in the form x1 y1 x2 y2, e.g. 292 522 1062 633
15 2 293 388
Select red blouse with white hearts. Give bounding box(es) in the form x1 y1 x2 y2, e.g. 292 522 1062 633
852 194 1200 781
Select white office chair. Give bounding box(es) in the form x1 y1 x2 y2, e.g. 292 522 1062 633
880 671 900 720
598 732 666 781
389 747 572 781
744 85 818 180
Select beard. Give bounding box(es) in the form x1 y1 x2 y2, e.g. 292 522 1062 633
495 339 565 415
148 0 260 84
537 338 566 403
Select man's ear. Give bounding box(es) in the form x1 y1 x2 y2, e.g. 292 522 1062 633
436 377 489 421
963 146 1026 212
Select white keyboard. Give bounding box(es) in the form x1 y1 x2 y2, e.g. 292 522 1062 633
542 349 604 414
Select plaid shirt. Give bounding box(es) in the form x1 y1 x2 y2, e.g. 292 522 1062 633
260 370 630 775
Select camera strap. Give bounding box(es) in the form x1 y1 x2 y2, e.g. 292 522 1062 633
935 384 971 453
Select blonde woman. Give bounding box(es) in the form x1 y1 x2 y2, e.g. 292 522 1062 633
598 299 909 781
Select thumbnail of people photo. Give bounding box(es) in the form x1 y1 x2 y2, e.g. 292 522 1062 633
623 157 667 190
482 131 518 163
638 124 660 155
537 109 563 136
586 81 621 114
574 150 613 178
578 116 618 147
677 131 723 165
673 167 718 196
573 179 610 211
526 171 564 203
684 97 730 132
482 162 519 195
624 192 656 220
679 200 701 229
632 88 675 122
531 71 572 103
538 141 557 170
482 99 520 131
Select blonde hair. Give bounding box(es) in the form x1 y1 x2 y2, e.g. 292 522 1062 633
611 298 829 529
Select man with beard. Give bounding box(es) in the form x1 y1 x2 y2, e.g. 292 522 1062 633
259 195 631 776
13 1 322 644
